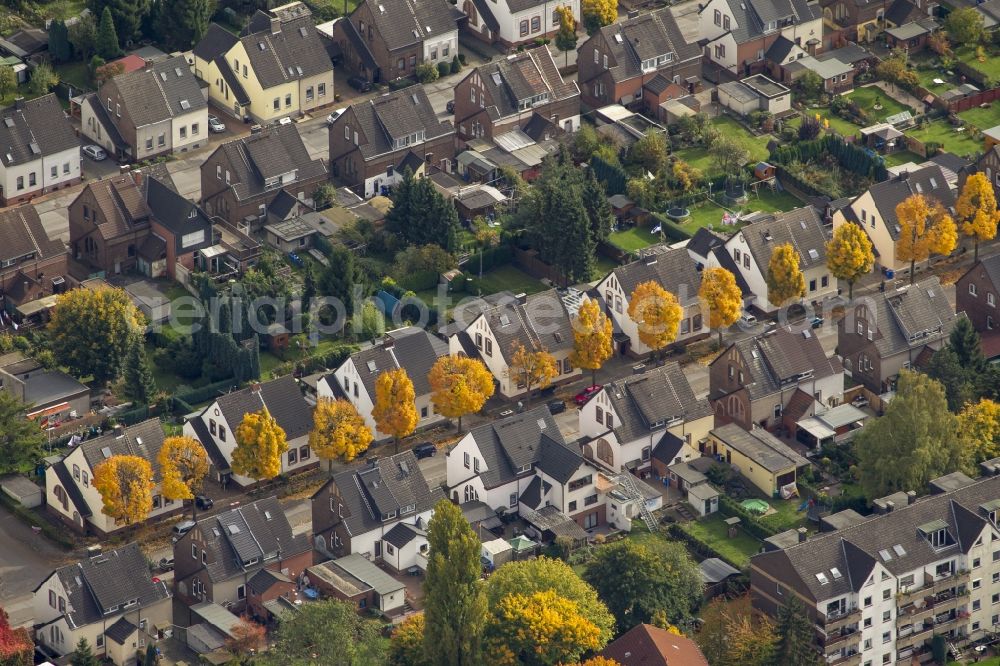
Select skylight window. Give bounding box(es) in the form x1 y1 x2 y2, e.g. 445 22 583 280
879 548 892 561
808 248 819 260
366 360 377 373
101 446 112 458
3 117 13 128
159 71 167 82
893 544 906 557
816 572 829 584
915 183 923 194
830 567 842 580
929 177 937 189
179 99 191 110
175 67 183 77
299 26 307 37
499 314 511 327
228 524 240 534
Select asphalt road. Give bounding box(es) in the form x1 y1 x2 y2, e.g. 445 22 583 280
0 505 72 628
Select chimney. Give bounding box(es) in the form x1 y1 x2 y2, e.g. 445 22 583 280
270 17 281 34
113 424 124 438
132 169 142 187
515 292 527 305
907 490 917 505
250 124 263 135
627 9 639 18
885 500 895 513
367 455 379 468
85 544 102 558
13 97 24 110
797 527 807 543
382 334 395 349
250 382 262 394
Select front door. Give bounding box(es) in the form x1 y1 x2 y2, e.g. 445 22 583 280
374 541 382 558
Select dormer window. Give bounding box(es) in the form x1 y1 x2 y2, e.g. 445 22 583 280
765 20 777 32
517 464 532 474
919 519 954 549
394 130 426 150
382 510 397 520
243 557 259 566
401 504 415 514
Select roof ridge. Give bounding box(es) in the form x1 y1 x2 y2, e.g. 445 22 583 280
148 66 172 119
16 208 41 256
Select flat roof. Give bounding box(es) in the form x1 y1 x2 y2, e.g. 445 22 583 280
886 21 931 40
328 554 404 597
797 417 836 440
797 55 853 79
712 424 809 473
687 483 719 501
742 74 790 98
190 602 241 639
719 80 759 105
816 404 868 429
307 561 371 597
264 217 316 242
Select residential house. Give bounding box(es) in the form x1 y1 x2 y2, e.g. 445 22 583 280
707 422 808 496
454 47 580 143
577 8 702 110
837 276 960 392
327 85 456 199
832 164 954 275
68 173 152 277
577 363 714 478
172 496 313 611
0 204 68 311
885 17 939 52
44 419 187 535
334 0 461 83
310 451 444 569
956 255 1000 343
0 95 81 205
601 624 710 666
717 74 792 116
81 55 208 162
318 327 449 440
446 406 608 531
306 555 406 614
184 375 315 487
462 0 580 49
712 206 834 313
784 53 856 93
977 145 1000 201
699 0 823 80
750 473 1000 665
192 2 335 123
709 325 844 431
0 352 89 426
446 289 581 399
596 245 707 357
143 176 214 280
820 0 922 49
200 123 327 229
32 544 172 665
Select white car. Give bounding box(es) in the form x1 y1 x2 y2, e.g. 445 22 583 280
739 312 757 326
277 116 292 126
82 145 106 161
207 115 226 133
326 108 345 125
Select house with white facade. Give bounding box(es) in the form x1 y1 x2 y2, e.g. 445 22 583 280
33 543 172 666
45 419 188 536
310 451 444 570
318 327 449 440
0 94 81 205
578 362 714 479
596 245 707 357
462 0 580 49
184 375 315 487
447 290 581 399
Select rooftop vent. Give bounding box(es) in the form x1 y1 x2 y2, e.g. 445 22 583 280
491 72 502 86
175 67 183 77
3 117 13 128
228 524 240 534
258 42 266 51
614 34 623 43
264 510 272 520
159 71 167 82
808 248 819 261
537 418 547 430
763 231 772 241
799 220 807 229
378 3 384 11
400 460 409 475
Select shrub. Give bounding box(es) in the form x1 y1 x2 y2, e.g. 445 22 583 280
451 54 461 73
415 62 439 83
436 61 450 78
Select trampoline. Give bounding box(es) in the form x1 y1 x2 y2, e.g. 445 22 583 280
741 499 770 515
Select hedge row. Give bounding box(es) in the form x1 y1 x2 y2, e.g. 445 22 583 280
667 522 745 571
717 494 780 540
113 404 150 427
398 270 439 292
174 377 238 407
651 213 693 242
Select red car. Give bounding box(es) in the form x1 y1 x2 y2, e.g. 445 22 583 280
574 385 603 406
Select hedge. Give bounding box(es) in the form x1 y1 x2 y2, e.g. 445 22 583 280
113 404 150 427
651 213 693 242
398 270 439 292
717 494 779 540
0 486 73 550
667 522 745 571
591 154 626 196
174 377 239 407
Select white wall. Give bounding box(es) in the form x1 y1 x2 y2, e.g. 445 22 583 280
41 146 81 190
172 108 210 153
492 0 581 44
422 30 459 64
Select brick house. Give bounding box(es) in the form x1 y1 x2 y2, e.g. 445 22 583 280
327 85 455 198
978 145 1000 200
69 173 152 277
820 0 922 49
143 176 214 280
956 255 1000 340
577 8 702 110
0 204 67 309
453 47 580 143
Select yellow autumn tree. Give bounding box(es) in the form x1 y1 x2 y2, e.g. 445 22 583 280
232 408 288 481
569 297 613 384
826 223 875 299
486 590 602 666
698 267 742 346
627 280 682 355
507 341 559 395
157 436 209 509
93 455 154 527
896 193 958 284
428 355 496 432
309 398 373 468
582 0 616 32
956 172 1000 261
765 243 806 307
959 398 1000 465
372 368 418 453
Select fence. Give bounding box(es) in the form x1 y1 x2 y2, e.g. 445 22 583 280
946 87 1000 114
512 247 564 285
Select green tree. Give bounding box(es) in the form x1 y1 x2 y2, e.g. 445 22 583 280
89 0 150 44
944 7 985 45
709 133 751 186
142 643 157 666
70 637 98 666
629 130 668 173
773 596 820 666
0 392 44 476
423 499 487 666
69 13 98 60
927 347 977 412
121 341 156 405
28 64 58 97
949 316 986 375
582 169 612 247
95 7 121 59
856 370 965 498
796 70 823 100
258 599 386 665
153 0 215 50
385 168 459 250
554 6 577 67
318 244 366 320
48 20 72 63
313 183 336 210
357 300 384 341
0 66 15 100
584 538 701 631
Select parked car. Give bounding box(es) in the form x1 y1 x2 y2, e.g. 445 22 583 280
157 557 174 573
446 100 455 114
195 495 214 510
347 75 372 92
326 108 345 125
739 312 757 326
852 395 870 408
171 520 196 541
207 115 226 133
82 145 106 161
810 316 824 329
574 385 603 406
547 399 566 415
413 442 436 459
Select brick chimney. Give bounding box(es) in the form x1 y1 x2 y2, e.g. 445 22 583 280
270 16 281 34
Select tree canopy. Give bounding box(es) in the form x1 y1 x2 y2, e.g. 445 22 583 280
569 297 613 384
0 392 45 476
372 368 417 450
627 281 682 353
428 355 495 431
157 435 209 503
895 193 957 284
486 590 603 666
766 243 806 307
698 267 743 345
507 342 559 394
826 223 874 298
956 172 1000 261
93 455 154 526
257 599 387 666
231 408 288 481
385 169 459 251
944 7 986 44
309 398 373 465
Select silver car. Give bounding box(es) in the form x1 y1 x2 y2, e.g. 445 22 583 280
207 115 226 133
82 145 106 161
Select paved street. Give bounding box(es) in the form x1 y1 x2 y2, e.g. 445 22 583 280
0 505 71 628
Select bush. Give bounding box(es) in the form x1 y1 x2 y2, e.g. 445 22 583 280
451 54 461 73
717 495 779 539
415 62 439 83
458 53 466 65
436 61 450 78
174 377 238 406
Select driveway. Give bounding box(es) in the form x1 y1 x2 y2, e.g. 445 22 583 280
0 505 72 628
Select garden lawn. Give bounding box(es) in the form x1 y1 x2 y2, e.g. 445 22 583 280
55 61 91 92
680 516 762 568
882 150 923 167
259 351 286 379
673 189 804 236
955 45 1000 84
958 104 1000 132
912 66 957 94
842 85 914 122
37 0 87 21
757 498 810 532
674 116 771 176
905 119 982 159
474 264 546 296
787 111 861 137
609 225 660 252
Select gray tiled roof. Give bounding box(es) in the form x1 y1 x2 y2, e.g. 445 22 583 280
146 176 212 247
711 0 819 44
722 326 840 400
472 49 579 122
51 460 93 518
215 375 312 441
237 5 333 89
0 94 78 167
0 204 64 266
358 0 458 51
105 617 136 645
213 124 327 201
604 363 712 444
711 422 808 472
193 23 239 62
608 246 702 306
472 290 575 364
468 0 500 32
79 418 167 478
382 521 424 548
109 55 206 127
590 8 701 85
864 165 954 240
870 277 959 358
349 85 453 161
753 474 1000 602
738 206 828 273
345 327 449 401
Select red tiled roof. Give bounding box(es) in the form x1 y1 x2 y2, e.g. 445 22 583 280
601 624 709 666
110 54 147 74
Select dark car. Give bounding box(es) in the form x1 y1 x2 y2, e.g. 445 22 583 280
810 316 824 329
347 75 372 92
195 495 214 510
446 100 455 114
547 399 566 415
574 384 603 406
413 442 437 459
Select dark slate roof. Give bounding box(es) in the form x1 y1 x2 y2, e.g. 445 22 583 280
869 276 959 358
193 23 239 62
51 460 93 518
79 418 168 479
606 245 702 306
83 94 128 151
603 363 712 444
864 165 954 240
314 451 443 537
212 124 327 202
466 406 581 488
215 55 250 106
712 245 753 298
589 8 701 86
237 4 334 89
81 173 152 240
651 430 687 464
269 189 300 220
109 55 207 127
475 290 575 363
382 521 424 548
712 422 808 472
720 326 840 400
186 412 230 472
737 206 828 272
765 35 796 63
710 0 819 44
105 617 136 645
345 327 448 401
64 543 170 620
519 475 544 508
214 375 312 441
971 254 1000 292
885 0 922 25
358 0 458 51
752 475 1000 603
472 48 578 122
349 85 454 161
247 568 292 595
469 0 501 32
146 176 213 247
0 94 78 167
0 204 64 266
339 18 378 71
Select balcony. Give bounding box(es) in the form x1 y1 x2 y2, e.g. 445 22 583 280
827 649 862 666
822 627 860 648
897 601 935 627
895 624 933 650
926 570 967 596
819 607 861 632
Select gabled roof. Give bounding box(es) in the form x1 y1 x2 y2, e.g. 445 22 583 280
356 0 459 51
0 94 78 167
476 289 575 361
709 0 819 44
468 0 501 32
78 172 152 240
83 94 128 151
211 124 327 201
885 0 922 25
765 35 797 62
862 164 954 240
234 3 333 90
589 8 701 85
348 85 454 161
604 363 712 445
107 55 206 127
471 49 579 122
601 623 709 666
866 276 959 358
605 245 702 306
382 521 425 548
736 206 828 272
146 176 212 240
719 326 840 400
215 55 250 106
0 204 64 266
193 23 239 62
344 327 449 401
105 617 137 645
213 375 312 441
79 418 168 478
51 460 93 518
962 254 1000 293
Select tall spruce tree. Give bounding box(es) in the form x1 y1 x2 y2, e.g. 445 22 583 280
71 637 99 666
385 169 459 250
319 245 365 320
121 341 156 404
48 20 72 62
773 596 820 666
949 317 985 374
582 169 612 246
95 7 121 59
153 0 214 50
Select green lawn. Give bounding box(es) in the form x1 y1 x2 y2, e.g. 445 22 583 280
609 225 661 252
912 66 957 94
474 265 546 296
955 45 1000 83
959 104 1000 132
882 150 923 167
673 188 804 236
55 61 91 92
145 341 186 394
680 515 762 568
594 255 619 277
674 116 771 175
905 119 983 158
758 498 810 532
842 85 914 122
38 0 87 21
948 659 1000 666
259 351 286 379
787 110 861 137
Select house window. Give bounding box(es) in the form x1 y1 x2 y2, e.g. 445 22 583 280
209 419 217 435
50 165 57 178
146 138 154 150
509 492 517 507
990 316 995 330
219 426 226 442
882 631 891 644
990 293 996 307
273 98 280 111
520 20 529 36
300 446 310 461
596 406 604 422
485 339 493 356
606 413 613 428
216 165 222 180
28 172 35 187
714 9 721 24
743 255 749 268
594 50 599 64
73 464 80 480
288 449 298 465
531 16 540 32
474 458 480 473
809 278 817 292
318 83 326 97
82 472 88 487
568 500 577 512
285 94 292 108
48 590 56 608
443 44 450 57
158 134 165 146
723 15 730 29
180 126 187 139
192 544 198 558
237 585 246 600
430 48 437 60
464 452 470 468
421 406 428 418
584 494 598 506
84 205 90 219
306 86 314 101
398 58 405 70
714 44 725 59
192 123 199 135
